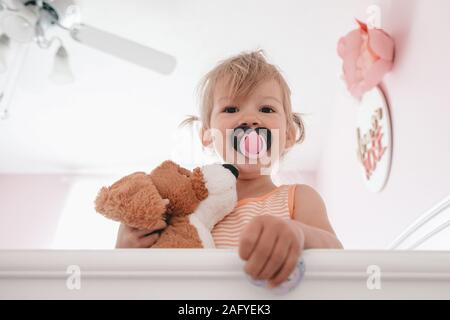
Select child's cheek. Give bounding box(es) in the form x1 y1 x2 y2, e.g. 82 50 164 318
209 128 234 162
265 128 283 159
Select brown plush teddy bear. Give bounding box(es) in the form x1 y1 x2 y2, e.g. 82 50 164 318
95 160 238 248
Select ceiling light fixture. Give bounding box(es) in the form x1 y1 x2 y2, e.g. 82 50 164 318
0 0 177 119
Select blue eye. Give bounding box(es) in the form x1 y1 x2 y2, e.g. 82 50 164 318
224 106 239 113
260 106 275 113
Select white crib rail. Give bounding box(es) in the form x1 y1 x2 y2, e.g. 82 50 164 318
1 249 450 299
389 195 450 250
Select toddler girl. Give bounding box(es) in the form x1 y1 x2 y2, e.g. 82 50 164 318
116 50 343 288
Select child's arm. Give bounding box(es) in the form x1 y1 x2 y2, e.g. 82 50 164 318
290 184 343 250
238 184 342 288
265 185 342 287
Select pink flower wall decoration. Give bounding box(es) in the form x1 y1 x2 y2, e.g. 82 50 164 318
337 20 395 99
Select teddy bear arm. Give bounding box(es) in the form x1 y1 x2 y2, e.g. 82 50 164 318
95 172 146 215
95 173 168 230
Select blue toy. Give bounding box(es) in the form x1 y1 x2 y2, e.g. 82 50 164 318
247 258 305 295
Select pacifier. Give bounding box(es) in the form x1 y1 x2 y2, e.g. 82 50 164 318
231 126 272 159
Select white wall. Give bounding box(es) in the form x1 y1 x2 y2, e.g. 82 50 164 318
317 0 450 249
1 1 449 250
0 174 71 248
0 174 119 249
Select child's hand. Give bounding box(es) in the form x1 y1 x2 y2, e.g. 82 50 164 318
115 222 167 248
238 215 304 288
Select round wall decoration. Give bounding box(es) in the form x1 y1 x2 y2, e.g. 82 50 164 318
356 86 393 192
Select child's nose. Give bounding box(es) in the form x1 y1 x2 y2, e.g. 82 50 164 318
240 121 260 127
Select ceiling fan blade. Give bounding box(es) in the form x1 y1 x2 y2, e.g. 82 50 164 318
70 24 176 75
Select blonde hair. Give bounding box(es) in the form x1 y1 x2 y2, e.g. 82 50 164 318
180 49 305 145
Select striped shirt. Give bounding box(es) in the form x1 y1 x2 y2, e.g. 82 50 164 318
212 184 297 248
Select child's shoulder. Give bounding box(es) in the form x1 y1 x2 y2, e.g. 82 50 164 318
282 183 320 198
286 184 326 221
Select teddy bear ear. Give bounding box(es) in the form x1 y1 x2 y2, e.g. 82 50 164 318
191 167 209 201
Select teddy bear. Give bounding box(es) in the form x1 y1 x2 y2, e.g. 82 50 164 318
95 160 238 248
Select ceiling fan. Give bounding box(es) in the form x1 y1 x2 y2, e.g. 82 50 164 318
0 0 177 119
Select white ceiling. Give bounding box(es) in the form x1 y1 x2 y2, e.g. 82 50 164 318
0 0 370 174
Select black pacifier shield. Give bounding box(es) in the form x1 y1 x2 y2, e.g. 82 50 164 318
231 126 272 154
255 127 272 150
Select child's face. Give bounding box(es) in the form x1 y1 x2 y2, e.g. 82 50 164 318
205 78 293 177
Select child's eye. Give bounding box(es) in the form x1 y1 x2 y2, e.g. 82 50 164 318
260 106 275 113
223 106 239 113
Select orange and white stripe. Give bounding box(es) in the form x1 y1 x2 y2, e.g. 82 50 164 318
212 184 297 248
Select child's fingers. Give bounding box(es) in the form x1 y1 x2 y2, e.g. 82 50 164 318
268 245 299 288
134 228 160 238
238 218 264 261
257 233 291 280
244 227 278 279
132 221 167 238
138 233 160 248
